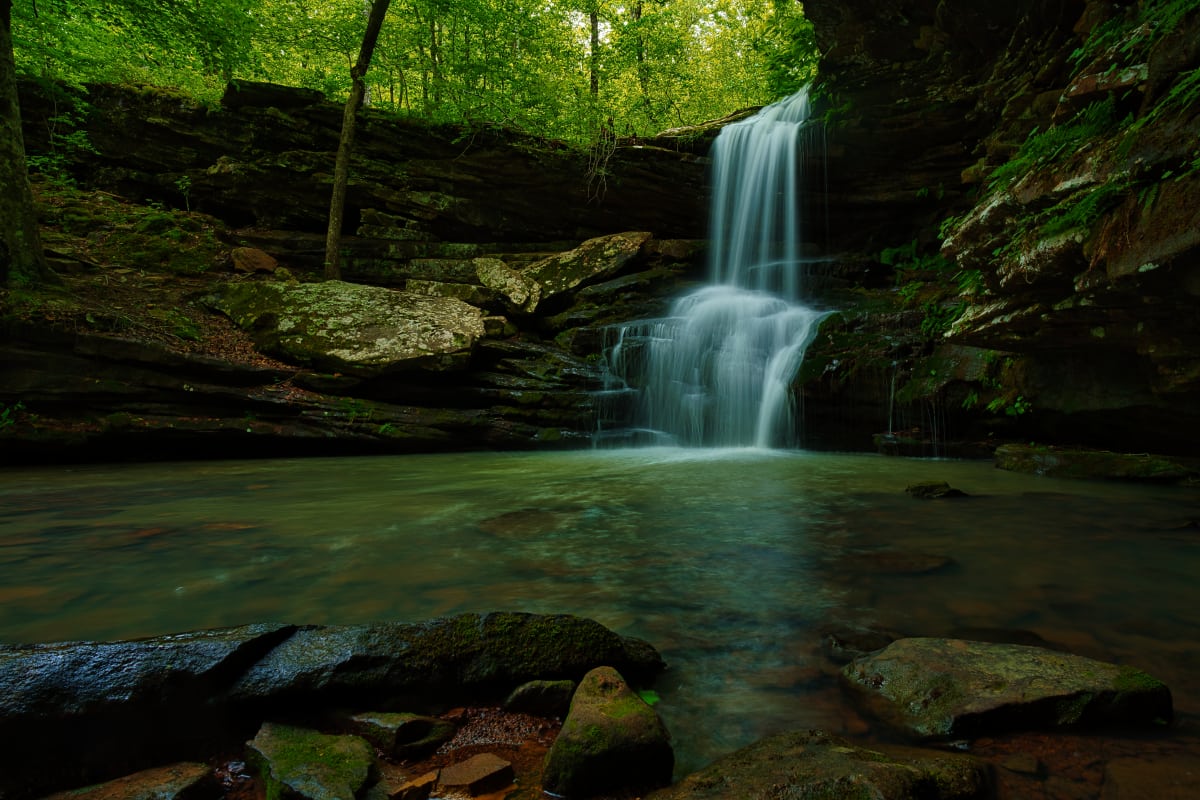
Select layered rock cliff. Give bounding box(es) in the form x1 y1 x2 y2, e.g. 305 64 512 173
2 80 709 462
4 0 1199 462
801 0 1200 456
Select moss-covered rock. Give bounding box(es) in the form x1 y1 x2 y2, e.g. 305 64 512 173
205 279 487 376
542 666 673 798
645 729 992 800
522 231 653 302
246 723 376 800
842 638 1173 739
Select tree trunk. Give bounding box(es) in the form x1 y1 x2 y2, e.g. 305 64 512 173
324 0 392 280
0 0 50 287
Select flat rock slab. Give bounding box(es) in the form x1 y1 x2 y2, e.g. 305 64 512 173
646 729 991 799
247 722 376 800
522 231 652 302
207 279 487 376
842 638 1173 739
41 762 211 800
438 753 513 796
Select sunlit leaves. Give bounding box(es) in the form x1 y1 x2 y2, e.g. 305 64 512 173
11 0 818 142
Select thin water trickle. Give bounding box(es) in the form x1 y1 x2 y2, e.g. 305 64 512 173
598 88 829 447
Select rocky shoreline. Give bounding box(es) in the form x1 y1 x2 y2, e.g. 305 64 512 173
0 611 1183 800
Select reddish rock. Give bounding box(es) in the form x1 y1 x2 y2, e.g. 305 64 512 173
437 753 513 796
389 770 438 800
231 246 277 273
41 763 211 800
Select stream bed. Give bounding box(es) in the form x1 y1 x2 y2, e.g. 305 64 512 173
2 449 1198 778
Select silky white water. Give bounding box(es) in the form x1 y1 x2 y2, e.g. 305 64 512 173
600 88 828 447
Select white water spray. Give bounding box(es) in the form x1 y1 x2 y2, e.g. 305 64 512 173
598 88 828 447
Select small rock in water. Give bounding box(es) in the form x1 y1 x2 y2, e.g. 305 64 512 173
906 481 968 499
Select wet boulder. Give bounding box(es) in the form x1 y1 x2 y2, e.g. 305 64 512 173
841 638 1173 739
205 279 488 376
0 623 296 798
646 729 991 800
0 613 661 799
230 612 666 707
542 666 673 798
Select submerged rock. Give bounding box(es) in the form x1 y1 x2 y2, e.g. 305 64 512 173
542 666 673 798
994 444 1199 482
906 481 969 499
842 638 1173 739
645 729 991 799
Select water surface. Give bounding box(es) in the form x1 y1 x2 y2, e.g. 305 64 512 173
2 449 1198 773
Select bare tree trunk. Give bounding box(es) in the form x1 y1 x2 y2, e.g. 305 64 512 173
0 0 50 287
324 0 392 280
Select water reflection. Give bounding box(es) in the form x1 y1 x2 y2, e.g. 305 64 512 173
2 450 1198 773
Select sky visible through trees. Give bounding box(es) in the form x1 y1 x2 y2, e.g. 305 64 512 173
11 0 816 142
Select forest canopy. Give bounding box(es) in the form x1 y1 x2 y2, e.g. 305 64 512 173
12 0 817 143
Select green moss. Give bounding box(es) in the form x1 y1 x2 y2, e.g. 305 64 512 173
1113 665 1166 693
989 97 1125 190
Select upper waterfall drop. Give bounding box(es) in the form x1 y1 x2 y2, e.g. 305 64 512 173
707 87 819 297
597 87 829 448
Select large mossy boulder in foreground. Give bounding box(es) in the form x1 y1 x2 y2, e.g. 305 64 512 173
645 729 991 800
0 612 663 800
543 666 674 798
842 638 1172 739
206 279 488 375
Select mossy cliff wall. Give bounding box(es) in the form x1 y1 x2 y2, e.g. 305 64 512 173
801 0 1200 456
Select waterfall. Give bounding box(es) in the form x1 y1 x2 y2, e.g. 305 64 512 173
597 87 828 448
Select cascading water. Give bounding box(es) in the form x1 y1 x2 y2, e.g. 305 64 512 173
596 87 829 447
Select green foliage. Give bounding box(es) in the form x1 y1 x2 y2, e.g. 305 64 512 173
1071 0 1199 68
987 394 1032 416
23 82 97 183
12 0 820 145
1039 181 1130 237
0 402 26 430
989 97 1125 190
881 239 973 338
919 300 961 338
